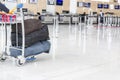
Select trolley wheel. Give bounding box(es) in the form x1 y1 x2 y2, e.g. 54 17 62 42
0 54 6 62
16 56 26 66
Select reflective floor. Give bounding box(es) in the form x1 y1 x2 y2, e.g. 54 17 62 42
1 24 120 80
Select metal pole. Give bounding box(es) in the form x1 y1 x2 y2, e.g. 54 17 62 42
20 8 25 57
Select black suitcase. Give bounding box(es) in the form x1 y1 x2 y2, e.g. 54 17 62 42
11 23 50 48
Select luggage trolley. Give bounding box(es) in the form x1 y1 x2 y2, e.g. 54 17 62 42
0 8 51 66
0 14 16 61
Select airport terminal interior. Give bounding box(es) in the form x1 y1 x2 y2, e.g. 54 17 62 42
0 0 120 80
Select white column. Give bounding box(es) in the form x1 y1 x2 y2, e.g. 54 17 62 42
118 0 120 3
70 0 77 14
46 0 55 15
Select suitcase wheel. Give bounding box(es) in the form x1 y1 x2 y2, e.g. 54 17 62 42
0 54 6 62
16 56 26 66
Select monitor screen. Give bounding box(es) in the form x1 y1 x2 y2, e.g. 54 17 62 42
62 10 69 14
84 3 91 8
104 4 109 9
98 4 103 8
93 12 97 14
47 0 54 5
114 5 120 9
77 2 84 7
22 8 28 12
17 8 28 12
42 9 46 13
56 0 63 6
29 0 37 4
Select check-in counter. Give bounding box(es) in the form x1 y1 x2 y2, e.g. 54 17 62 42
71 15 79 24
41 14 54 24
59 14 71 23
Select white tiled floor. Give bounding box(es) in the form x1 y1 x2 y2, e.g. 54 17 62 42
1 24 120 80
